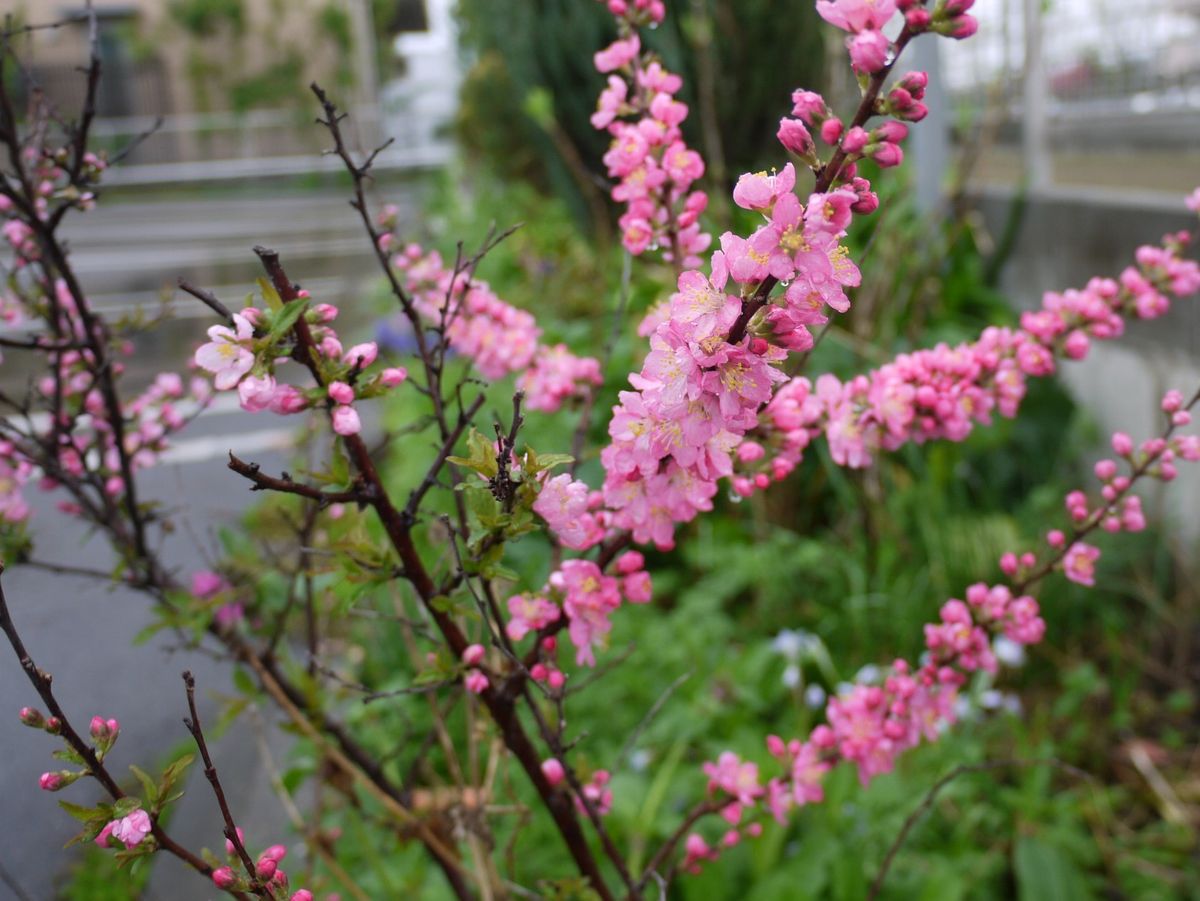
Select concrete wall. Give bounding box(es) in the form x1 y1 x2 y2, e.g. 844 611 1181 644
972 185 1200 536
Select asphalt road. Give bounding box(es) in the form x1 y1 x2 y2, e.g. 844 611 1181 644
0 185 417 899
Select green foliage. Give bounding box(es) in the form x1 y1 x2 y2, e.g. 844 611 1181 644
168 0 246 38
363 168 1200 898
454 0 825 226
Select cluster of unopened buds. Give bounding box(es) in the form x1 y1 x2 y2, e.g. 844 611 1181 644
211 828 312 899
0 149 105 263
591 1 710 264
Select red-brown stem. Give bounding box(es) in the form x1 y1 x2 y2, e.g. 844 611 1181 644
255 249 617 901
182 671 269 896
725 28 914 347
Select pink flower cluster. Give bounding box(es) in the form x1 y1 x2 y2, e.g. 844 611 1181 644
0 283 208 522
0 148 104 268
505 550 650 666
390 244 601 412
686 579 1046 870
734 232 1200 491
194 296 407 436
999 399 1200 589
684 394 1200 872
591 7 711 265
598 164 872 549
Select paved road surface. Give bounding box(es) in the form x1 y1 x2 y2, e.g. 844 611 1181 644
0 185 421 899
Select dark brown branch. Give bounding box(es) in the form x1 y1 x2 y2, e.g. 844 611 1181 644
182 671 269 897
725 28 914 347
0 567 235 894
227 452 370 507
635 800 725 894
178 279 234 324
255 246 616 901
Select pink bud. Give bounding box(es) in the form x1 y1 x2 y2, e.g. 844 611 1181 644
547 670 566 690
1047 529 1066 548
1093 459 1117 481
542 636 557 653
262 844 288 862
45 716 61 734
343 342 378 369
999 552 1019 575
819 118 844 144
290 892 314 901
255 858 278 881
776 118 814 156
19 707 44 728
873 120 908 144
541 758 566 786
379 367 408 387
212 866 236 889
331 405 361 437
904 8 931 29
39 772 63 791
869 142 904 168
464 670 489 694
614 551 645 574
462 644 486 666
1172 411 1191 426
1111 432 1133 455
328 381 355 405
841 127 870 154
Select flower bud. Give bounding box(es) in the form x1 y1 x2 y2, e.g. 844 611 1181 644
255 857 278 881
19 707 44 729
776 118 814 156
290 891 314 901
40 772 65 791
841 127 870 155
461 644 486 667
212 866 236 889
541 758 566 787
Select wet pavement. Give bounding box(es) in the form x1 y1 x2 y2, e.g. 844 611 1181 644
0 183 422 899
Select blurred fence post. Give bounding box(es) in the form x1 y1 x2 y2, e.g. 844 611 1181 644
910 35 950 215
1021 0 1051 189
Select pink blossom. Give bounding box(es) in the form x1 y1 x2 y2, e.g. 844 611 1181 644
816 0 897 32
194 313 255 390
1062 542 1100 586
331 405 361 436
506 593 561 641
109 809 152 848
594 34 640 72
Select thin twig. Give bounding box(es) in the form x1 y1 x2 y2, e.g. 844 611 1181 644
867 758 1093 900
182 671 268 896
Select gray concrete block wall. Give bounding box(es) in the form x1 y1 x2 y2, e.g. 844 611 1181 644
972 186 1200 537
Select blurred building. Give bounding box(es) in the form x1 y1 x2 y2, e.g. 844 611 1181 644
0 0 451 177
